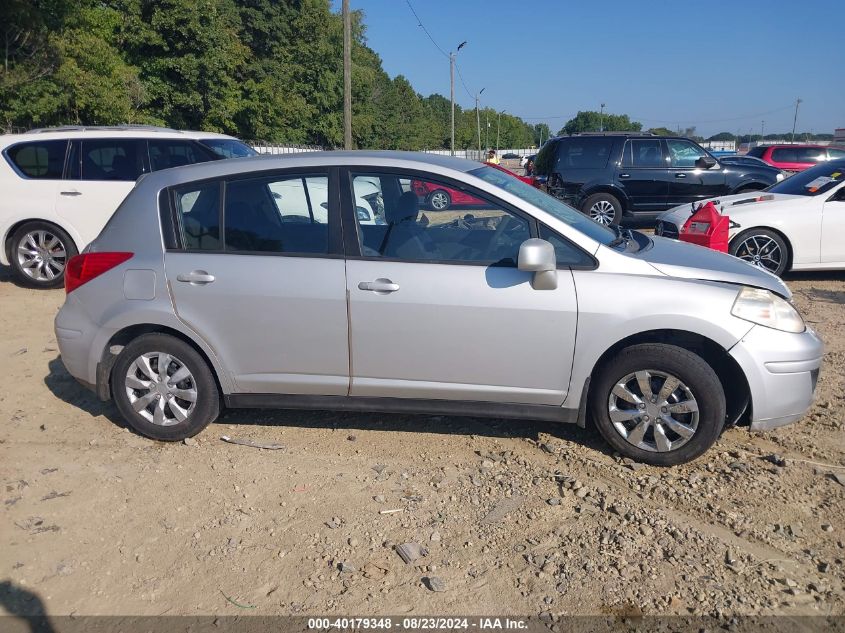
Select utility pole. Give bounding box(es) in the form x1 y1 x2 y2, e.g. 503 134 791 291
600 103 606 132
761 120 765 139
475 87 485 160
449 41 467 157
485 110 489 150
342 0 352 149
791 97 802 143
496 109 505 152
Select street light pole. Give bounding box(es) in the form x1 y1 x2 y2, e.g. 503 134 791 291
449 41 467 157
475 87 485 160
600 103 605 132
485 110 489 150
791 97 802 143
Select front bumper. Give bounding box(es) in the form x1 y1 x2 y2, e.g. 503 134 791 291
729 324 823 431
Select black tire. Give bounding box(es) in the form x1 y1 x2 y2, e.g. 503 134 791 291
9 221 77 289
112 333 220 441
589 343 726 466
581 193 622 226
729 228 789 277
427 189 451 211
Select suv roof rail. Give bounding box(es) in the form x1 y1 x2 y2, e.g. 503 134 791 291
27 124 180 134
573 131 656 137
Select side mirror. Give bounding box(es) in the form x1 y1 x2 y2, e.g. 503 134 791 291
518 238 557 290
695 156 718 169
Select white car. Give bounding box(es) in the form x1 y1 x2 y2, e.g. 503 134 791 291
0 125 257 288
655 159 845 276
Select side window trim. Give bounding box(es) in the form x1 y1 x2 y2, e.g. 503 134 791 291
340 166 538 265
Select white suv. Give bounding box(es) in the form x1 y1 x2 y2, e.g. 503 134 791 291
0 125 256 288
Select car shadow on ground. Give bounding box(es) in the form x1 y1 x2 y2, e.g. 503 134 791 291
44 357 124 426
784 270 845 305
0 580 57 632
44 354 613 456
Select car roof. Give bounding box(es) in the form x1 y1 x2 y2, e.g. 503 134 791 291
0 126 239 146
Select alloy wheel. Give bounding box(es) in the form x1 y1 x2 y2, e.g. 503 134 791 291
589 200 616 225
16 230 67 282
125 352 198 426
607 370 699 453
734 235 782 273
430 192 449 210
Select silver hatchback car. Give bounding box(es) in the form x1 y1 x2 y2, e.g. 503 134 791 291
55 152 823 465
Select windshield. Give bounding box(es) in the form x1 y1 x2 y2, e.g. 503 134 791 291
468 165 616 245
199 138 258 159
767 161 845 196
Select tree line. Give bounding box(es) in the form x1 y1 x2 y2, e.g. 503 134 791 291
0 0 549 149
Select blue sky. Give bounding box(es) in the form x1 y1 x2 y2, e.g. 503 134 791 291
344 0 844 137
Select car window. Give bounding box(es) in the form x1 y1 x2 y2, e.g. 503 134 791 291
830 148 845 159
538 225 594 267
224 175 330 254
746 147 766 158
6 140 67 179
556 137 613 169
175 182 221 250
622 139 664 168
351 172 530 264
199 138 258 158
80 139 144 181
149 140 216 171
771 147 826 164
666 139 707 168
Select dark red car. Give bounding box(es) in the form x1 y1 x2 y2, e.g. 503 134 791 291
747 144 845 173
411 179 484 210
482 161 536 185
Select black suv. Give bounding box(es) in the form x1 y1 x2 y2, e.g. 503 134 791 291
534 133 780 225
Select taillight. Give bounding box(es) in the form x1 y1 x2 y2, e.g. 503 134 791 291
65 252 133 294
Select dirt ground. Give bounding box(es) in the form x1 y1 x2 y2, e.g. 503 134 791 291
1 262 843 619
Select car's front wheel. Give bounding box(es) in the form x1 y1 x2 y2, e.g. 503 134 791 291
581 193 621 226
590 343 726 466
729 228 789 277
112 333 220 441
10 221 77 289
428 189 451 210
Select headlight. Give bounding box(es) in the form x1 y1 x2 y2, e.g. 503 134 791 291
776 172 785 181
731 287 805 333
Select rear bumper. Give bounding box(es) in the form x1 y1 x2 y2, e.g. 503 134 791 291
729 324 823 431
55 294 100 388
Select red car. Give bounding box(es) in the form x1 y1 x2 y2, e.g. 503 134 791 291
747 144 845 173
411 179 484 210
482 161 536 186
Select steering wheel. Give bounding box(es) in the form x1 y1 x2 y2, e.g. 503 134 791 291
483 216 521 260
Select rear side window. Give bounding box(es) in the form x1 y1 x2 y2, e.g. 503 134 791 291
746 147 766 158
771 147 826 164
622 139 664 168
556 137 613 169
224 175 330 254
149 140 216 171
6 140 67 179
80 139 144 181
175 182 221 250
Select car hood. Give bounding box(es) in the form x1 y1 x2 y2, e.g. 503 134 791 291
657 192 802 227
639 235 791 299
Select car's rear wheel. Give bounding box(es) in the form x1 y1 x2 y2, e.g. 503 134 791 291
112 333 219 441
729 228 789 276
428 189 451 210
590 343 726 466
581 193 621 226
10 221 77 289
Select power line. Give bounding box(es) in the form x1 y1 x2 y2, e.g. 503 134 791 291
454 61 475 100
404 0 449 59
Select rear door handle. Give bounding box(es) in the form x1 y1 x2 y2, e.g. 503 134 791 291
60 190 82 196
675 173 686 178
358 278 399 293
176 270 215 285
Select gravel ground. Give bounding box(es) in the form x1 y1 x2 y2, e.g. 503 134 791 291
0 264 843 619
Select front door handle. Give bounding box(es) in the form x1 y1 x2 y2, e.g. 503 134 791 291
176 270 215 285
619 173 631 179
358 278 399 293
675 173 687 178
60 190 82 196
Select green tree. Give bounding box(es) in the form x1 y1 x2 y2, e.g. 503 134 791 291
559 111 642 135
707 131 735 141
648 127 674 136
